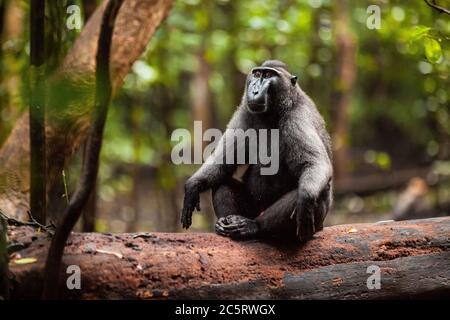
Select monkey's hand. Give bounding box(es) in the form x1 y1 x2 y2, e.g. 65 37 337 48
295 194 317 242
215 215 260 239
181 180 201 229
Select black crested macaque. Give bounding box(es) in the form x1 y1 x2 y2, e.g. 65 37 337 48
181 60 333 242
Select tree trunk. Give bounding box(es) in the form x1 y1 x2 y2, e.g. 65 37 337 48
81 143 97 232
331 0 356 181
6 217 450 299
0 0 174 220
82 0 97 22
0 0 25 146
81 179 97 232
191 49 213 150
190 49 215 228
127 104 141 232
0 0 6 145
80 0 101 233
29 0 47 224
0 216 8 299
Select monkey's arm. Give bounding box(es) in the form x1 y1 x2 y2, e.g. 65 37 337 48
285 120 333 241
181 109 248 229
181 139 234 229
294 160 332 241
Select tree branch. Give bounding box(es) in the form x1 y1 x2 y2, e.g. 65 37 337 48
424 0 450 15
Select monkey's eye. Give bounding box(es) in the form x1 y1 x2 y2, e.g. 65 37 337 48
263 71 274 78
254 71 262 78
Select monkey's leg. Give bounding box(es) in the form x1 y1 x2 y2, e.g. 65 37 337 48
214 185 331 241
212 178 256 218
216 190 298 240
212 179 258 237
255 190 297 238
256 187 330 241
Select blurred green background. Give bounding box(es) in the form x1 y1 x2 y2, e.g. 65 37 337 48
0 0 449 232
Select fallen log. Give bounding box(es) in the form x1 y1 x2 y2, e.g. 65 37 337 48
6 217 450 299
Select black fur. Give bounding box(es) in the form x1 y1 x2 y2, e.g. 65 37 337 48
181 60 333 242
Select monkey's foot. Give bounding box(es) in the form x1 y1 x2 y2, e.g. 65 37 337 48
214 215 259 240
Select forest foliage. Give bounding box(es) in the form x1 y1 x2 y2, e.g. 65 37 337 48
0 0 449 232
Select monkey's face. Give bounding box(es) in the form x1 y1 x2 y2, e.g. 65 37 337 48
245 66 297 114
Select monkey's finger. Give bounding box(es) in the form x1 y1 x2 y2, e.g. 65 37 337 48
215 224 231 237
181 208 187 226
187 209 193 228
239 230 255 239
229 225 250 234
313 199 327 232
221 221 247 231
181 216 187 229
217 217 227 224
181 207 193 229
216 229 230 237
295 205 303 238
298 207 315 242
225 215 247 225
215 221 229 233
180 210 185 227
216 217 229 228
229 227 252 239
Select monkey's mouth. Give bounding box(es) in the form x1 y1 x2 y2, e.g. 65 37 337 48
247 102 267 113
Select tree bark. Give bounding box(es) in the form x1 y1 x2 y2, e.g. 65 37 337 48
0 0 174 220
0 216 8 299
6 217 450 299
190 49 216 228
80 0 101 233
191 49 213 151
29 0 47 224
82 0 98 22
0 1 25 147
331 0 356 181
81 156 97 233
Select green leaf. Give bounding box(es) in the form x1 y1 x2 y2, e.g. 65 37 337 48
424 38 442 63
410 26 431 42
14 257 37 265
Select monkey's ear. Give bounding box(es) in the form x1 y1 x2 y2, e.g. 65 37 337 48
290 75 297 86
